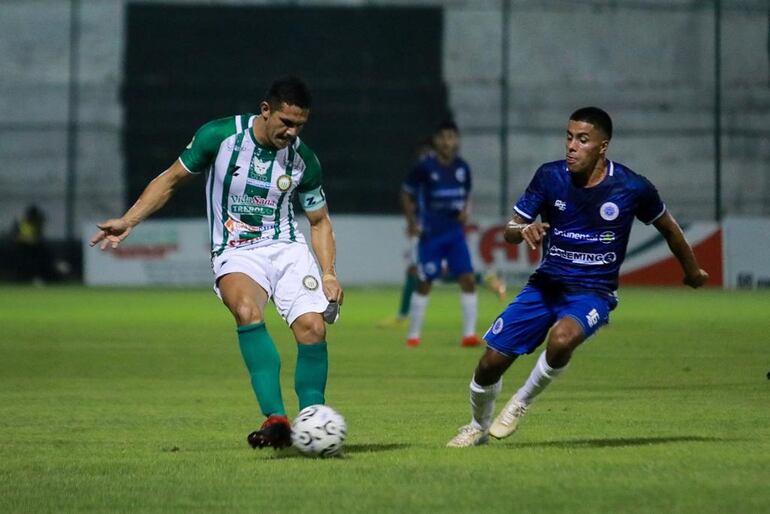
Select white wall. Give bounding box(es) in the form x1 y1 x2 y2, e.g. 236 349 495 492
2 0 768 240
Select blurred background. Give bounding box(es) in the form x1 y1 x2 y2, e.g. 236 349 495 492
0 0 768 285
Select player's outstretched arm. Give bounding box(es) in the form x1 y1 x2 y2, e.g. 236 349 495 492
306 206 343 304
652 211 709 288
90 160 193 250
504 213 550 250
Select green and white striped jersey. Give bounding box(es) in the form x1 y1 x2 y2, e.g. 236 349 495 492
179 114 326 256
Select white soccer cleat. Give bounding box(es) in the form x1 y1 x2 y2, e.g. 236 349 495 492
489 396 528 439
446 424 489 448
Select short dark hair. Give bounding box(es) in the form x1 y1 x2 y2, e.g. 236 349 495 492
570 107 612 140
435 118 459 134
266 76 312 110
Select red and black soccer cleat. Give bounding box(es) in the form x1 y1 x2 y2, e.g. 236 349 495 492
247 415 292 450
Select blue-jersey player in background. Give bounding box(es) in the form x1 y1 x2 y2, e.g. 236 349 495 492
448 107 709 447
401 120 481 348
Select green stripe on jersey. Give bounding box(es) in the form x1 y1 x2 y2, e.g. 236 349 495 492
216 132 246 255
273 145 296 241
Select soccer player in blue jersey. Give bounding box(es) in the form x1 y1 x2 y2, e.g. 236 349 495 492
448 107 709 447
401 120 481 348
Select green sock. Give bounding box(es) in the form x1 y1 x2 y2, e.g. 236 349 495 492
295 342 328 410
398 271 417 318
237 322 286 417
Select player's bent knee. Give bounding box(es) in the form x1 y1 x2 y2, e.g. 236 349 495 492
292 313 326 343
228 298 263 326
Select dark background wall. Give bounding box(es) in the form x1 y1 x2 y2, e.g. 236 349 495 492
124 4 448 216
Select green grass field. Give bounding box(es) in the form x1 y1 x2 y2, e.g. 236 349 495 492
1 285 768 513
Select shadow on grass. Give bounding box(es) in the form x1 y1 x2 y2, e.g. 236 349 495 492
343 443 410 454
512 435 728 449
268 443 410 460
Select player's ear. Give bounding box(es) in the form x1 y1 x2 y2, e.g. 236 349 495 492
259 101 272 118
599 139 609 156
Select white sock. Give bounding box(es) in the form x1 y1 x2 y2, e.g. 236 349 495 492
460 292 478 337
407 292 429 339
469 378 502 430
514 351 567 405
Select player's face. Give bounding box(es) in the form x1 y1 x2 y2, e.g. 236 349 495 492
565 120 608 174
433 129 459 162
260 101 309 149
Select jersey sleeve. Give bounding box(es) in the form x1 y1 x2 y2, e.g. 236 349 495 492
296 141 327 211
402 162 425 195
513 165 547 221
178 117 236 174
634 176 667 224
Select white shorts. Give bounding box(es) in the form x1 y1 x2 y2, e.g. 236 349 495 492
212 241 329 326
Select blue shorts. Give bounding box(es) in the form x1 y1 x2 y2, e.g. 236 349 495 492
417 228 473 282
483 284 616 356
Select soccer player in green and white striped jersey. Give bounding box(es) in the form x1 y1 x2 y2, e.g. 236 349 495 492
91 77 343 450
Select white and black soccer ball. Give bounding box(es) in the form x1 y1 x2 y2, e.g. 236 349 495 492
291 405 347 457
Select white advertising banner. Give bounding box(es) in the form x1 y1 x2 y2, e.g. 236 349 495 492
722 217 770 289
84 216 769 288
84 220 212 286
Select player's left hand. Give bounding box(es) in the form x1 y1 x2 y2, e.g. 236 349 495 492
683 269 709 288
322 274 344 304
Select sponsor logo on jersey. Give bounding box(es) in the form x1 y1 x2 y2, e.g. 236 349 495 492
455 167 466 182
491 318 504 335
245 178 273 189
229 195 276 206
548 245 617 265
302 275 319 291
554 199 567 211
553 228 594 241
600 202 619 221
599 231 615 244
277 175 293 191
227 236 270 248
230 204 275 216
586 308 600 328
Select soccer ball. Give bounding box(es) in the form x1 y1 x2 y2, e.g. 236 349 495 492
291 404 347 457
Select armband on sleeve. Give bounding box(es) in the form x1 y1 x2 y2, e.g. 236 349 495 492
298 186 327 212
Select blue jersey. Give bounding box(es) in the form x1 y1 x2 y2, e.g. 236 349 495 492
402 155 472 237
514 160 666 297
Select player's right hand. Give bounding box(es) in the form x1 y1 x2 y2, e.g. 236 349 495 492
521 222 550 250
683 268 709 289
90 218 133 250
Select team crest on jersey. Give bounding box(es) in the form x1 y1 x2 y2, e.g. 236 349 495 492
491 318 504 335
600 202 619 221
455 167 466 182
302 275 319 291
277 175 293 191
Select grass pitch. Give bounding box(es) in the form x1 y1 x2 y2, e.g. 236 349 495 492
0 285 768 513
